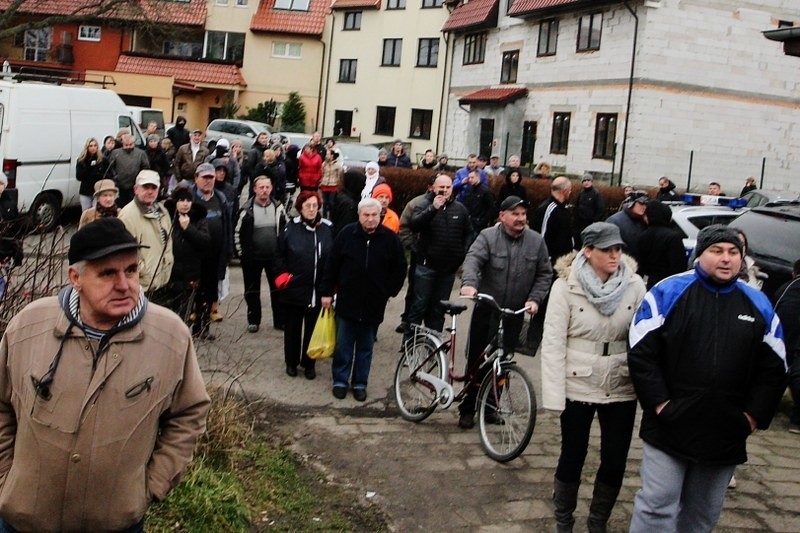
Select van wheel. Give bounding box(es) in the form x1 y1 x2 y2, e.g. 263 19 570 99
30 193 61 233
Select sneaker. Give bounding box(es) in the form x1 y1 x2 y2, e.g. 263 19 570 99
353 389 367 402
728 474 737 489
458 414 475 429
332 386 347 400
247 324 259 333
304 366 316 380
789 424 800 434
285 366 298 378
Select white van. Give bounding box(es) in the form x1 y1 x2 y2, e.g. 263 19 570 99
128 106 165 138
0 76 144 230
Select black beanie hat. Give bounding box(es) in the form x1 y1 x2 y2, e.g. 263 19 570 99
695 224 743 258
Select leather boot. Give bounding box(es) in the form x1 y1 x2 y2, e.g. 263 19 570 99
553 477 580 533
587 480 621 533
210 301 223 322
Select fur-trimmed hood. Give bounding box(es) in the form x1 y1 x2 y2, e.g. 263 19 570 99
554 250 639 282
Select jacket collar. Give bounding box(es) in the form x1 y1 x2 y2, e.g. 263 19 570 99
694 264 739 294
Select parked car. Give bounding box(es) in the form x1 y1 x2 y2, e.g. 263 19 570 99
337 143 380 171
669 204 743 258
206 119 273 146
741 189 799 209
729 202 800 299
276 132 312 148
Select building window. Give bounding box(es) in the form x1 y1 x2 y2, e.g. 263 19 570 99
78 25 101 42
23 28 52 62
593 113 617 159
204 31 245 61
422 0 443 7
550 112 570 154
382 39 402 66
375 106 396 136
500 50 519 83
386 0 405 9
236 0 249 6
274 0 310 11
577 12 602 51
339 59 357 83
216 0 229 5
272 42 302 59
417 38 439 67
537 18 557 56
334 110 353 136
343 12 362 30
164 40 203 58
462 32 486 65
409 109 433 139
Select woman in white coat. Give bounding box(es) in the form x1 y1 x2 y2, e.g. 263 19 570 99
542 222 646 533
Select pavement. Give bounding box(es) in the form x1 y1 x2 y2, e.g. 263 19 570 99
198 264 800 532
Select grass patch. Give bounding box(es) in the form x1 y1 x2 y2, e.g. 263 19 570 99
145 389 387 532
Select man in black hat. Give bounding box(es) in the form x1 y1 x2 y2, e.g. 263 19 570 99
0 218 209 532
606 190 649 265
457 195 553 428
628 224 787 532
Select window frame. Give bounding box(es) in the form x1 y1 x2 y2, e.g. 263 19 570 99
462 32 486 65
577 12 603 52
343 11 362 30
421 0 443 7
374 106 396 136
592 113 617 160
409 108 433 139
272 41 303 59
77 25 102 42
236 0 249 6
550 112 571 155
204 30 245 62
416 38 439 68
381 38 402 67
537 18 558 57
386 0 406 9
500 50 519 84
274 0 310 11
23 28 52 62
216 0 229 5
338 58 357 83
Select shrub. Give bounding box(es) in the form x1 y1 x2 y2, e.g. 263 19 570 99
280 92 306 133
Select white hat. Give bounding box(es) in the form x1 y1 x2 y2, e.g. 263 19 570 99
135 170 161 187
216 138 230 149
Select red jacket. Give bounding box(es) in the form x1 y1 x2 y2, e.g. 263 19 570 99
298 151 322 189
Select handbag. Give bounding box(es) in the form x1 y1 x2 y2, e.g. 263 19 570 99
307 308 336 360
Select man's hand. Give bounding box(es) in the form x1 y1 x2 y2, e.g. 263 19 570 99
655 400 670 415
524 301 538 315
460 286 477 298
744 412 757 433
321 296 333 309
432 194 447 210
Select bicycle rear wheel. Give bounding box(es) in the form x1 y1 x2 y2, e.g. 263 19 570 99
394 335 446 422
477 362 536 462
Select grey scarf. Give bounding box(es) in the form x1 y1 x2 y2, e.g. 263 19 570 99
573 253 631 316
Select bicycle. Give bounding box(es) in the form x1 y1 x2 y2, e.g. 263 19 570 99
394 293 537 462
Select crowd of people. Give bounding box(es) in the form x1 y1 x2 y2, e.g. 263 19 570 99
0 122 790 532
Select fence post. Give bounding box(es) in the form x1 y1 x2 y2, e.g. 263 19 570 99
687 150 694 192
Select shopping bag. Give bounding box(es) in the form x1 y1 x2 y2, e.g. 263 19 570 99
307 308 336 360
217 267 230 301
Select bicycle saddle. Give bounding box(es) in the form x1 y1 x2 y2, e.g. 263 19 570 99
440 301 468 315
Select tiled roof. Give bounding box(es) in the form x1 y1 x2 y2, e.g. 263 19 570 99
509 0 605 17
115 55 247 87
442 0 499 33
250 0 328 36
0 0 207 26
331 0 381 10
458 87 527 105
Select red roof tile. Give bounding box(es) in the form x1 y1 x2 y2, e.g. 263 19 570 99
458 87 527 105
250 0 328 36
442 0 499 33
115 55 247 87
0 0 207 26
509 0 607 17
331 0 381 9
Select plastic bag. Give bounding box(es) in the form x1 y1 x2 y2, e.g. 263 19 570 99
307 308 336 360
217 267 230 301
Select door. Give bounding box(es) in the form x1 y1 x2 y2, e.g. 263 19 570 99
479 119 494 159
207 107 222 125
521 121 537 167
334 110 353 137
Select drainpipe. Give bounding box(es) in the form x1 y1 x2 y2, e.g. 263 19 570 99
319 13 335 135
435 32 451 154
619 2 639 186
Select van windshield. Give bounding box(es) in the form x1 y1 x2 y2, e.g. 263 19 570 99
119 116 144 148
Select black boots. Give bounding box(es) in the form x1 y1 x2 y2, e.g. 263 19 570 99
587 480 621 533
553 477 580 533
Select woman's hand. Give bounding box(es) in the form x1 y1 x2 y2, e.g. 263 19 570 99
321 296 333 309
178 214 190 230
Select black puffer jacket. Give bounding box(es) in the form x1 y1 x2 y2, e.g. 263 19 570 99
409 191 473 274
637 201 687 288
575 186 605 230
495 175 527 212
164 200 209 282
656 179 678 202
275 216 334 308
76 155 110 197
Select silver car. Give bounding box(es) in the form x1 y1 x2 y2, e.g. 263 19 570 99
205 119 273 147
669 204 743 258
337 142 380 171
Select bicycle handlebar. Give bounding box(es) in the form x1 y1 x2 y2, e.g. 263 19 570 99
460 293 531 316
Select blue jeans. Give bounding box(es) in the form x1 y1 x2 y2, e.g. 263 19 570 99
332 317 378 390
404 264 456 339
629 442 735 533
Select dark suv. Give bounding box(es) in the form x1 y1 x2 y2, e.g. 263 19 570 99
729 202 800 299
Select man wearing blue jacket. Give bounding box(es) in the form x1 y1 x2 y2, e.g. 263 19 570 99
628 225 787 532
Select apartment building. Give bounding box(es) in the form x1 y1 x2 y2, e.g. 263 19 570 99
441 0 800 192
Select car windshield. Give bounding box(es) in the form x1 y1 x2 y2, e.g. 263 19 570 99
731 211 800 266
339 144 379 162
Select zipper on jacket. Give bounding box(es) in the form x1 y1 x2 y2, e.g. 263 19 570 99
311 232 319 307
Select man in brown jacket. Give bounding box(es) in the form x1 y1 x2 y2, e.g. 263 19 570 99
174 128 210 183
0 218 210 532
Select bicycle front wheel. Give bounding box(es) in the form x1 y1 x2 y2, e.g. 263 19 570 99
477 362 536 462
394 335 447 422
